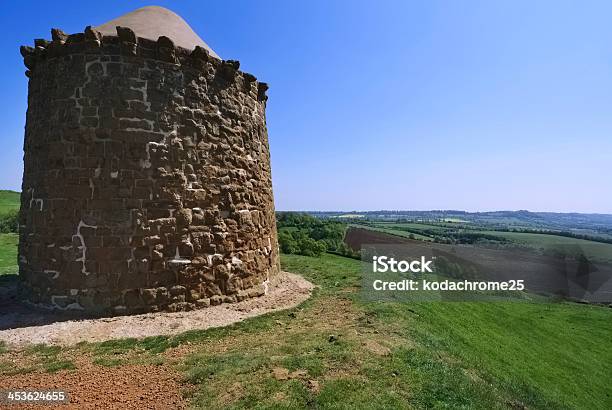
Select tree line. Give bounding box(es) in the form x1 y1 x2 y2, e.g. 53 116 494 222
0 210 18 233
276 212 360 258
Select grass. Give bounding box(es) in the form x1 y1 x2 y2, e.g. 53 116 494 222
371 221 448 233
0 190 19 216
1 252 610 408
0 190 19 276
0 233 18 275
89 335 182 356
176 254 610 409
371 300 611 409
21 344 76 373
352 224 434 241
278 255 611 409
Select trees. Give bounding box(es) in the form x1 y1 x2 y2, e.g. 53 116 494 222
277 228 327 257
278 230 299 254
276 212 357 258
297 236 327 257
0 210 18 233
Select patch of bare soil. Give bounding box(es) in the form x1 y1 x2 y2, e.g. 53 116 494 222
344 226 416 251
0 272 313 347
1 363 187 409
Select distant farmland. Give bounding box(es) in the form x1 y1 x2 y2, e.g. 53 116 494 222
349 223 433 242
355 220 612 264
481 230 612 263
345 226 612 303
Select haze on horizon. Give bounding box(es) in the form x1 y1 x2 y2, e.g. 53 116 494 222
1 1 610 213
275 209 612 216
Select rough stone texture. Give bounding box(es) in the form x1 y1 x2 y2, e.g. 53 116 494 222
18 25 280 315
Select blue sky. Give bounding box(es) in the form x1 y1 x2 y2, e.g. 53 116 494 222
1 1 611 213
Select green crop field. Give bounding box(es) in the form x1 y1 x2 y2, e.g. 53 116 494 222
372 222 449 233
0 190 20 216
482 231 612 262
482 230 612 247
350 223 434 241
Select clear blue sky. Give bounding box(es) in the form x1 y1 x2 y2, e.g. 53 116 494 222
1 1 611 213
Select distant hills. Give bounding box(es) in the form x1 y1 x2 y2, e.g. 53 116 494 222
3 188 611 235
303 210 612 239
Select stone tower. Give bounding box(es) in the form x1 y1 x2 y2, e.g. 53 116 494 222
18 6 280 315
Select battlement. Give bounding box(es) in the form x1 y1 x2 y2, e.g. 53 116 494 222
20 26 269 101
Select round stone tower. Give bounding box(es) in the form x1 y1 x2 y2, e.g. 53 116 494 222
18 6 280 315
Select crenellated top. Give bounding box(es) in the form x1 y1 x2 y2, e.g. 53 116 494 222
20 26 269 101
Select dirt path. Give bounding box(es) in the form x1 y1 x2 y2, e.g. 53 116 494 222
0 272 314 347
1 362 188 409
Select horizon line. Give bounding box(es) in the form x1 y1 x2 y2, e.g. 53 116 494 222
277 209 612 216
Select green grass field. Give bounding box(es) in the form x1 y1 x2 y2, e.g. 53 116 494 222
0 233 18 275
482 231 612 262
2 252 609 408
0 190 20 216
371 222 448 234
350 224 434 241
0 190 19 276
281 254 611 409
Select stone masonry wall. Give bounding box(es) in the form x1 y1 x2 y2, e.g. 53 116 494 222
19 26 280 315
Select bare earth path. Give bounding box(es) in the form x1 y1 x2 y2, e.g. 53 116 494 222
0 272 314 347
1 362 189 409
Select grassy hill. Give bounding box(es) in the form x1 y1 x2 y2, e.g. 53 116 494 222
0 233 18 275
281 254 611 409
1 252 609 408
0 190 19 216
2 210 610 407
0 191 19 275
